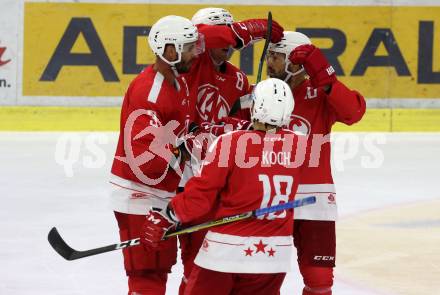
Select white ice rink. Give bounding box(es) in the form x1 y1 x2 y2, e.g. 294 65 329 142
1 132 439 295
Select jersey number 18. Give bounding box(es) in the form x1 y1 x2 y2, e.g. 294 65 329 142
257 174 294 220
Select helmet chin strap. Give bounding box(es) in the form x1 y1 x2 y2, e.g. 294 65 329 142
284 61 305 83
171 66 179 78
159 52 182 77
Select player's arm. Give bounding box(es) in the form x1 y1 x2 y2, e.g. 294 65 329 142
197 24 237 49
170 134 232 223
231 78 253 120
126 96 182 182
197 18 283 50
289 44 366 125
326 80 366 125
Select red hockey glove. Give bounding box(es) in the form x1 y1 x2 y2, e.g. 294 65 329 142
180 117 252 164
211 117 252 136
231 19 284 49
289 44 337 88
141 207 178 251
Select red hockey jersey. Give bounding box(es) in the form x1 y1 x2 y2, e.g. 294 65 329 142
109 25 242 214
110 66 193 213
285 79 366 220
183 52 250 125
171 129 308 273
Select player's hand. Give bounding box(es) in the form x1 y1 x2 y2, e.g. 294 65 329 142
212 117 252 135
141 207 177 251
289 44 337 89
168 143 190 170
231 19 284 49
180 118 252 164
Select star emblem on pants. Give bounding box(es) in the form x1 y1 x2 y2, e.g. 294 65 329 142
254 240 268 253
244 247 253 256
268 248 276 257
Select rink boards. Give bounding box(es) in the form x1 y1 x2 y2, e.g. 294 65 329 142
0 106 439 131
1 0 440 108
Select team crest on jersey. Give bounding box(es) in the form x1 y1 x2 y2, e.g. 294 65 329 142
197 83 231 123
285 115 312 136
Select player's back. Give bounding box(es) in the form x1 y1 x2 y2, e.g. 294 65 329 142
211 129 306 236
193 128 307 273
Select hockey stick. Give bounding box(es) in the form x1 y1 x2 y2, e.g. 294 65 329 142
256 11 272 83
165 195 314 238
229 11 272 116
48 196 315 261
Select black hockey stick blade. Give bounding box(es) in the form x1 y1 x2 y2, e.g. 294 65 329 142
48 227 78 260
48 196 316 261
48 227 140 261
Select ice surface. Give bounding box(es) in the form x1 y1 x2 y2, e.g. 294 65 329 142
1 132 439 294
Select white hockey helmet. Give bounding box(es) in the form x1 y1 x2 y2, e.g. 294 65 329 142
192 7 234 26
148 15 200 66
251 78 294 127
268 31 312 81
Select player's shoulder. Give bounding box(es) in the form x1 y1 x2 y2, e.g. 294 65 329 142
224 62 247 78
277 128 307 138
294 79 327 102
129 66 176 106
209 130 247 150
216 130 245 142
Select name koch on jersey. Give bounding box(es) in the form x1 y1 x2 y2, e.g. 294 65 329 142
202 130 308 170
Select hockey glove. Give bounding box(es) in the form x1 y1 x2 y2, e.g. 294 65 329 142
179 117 252 165
289 44 337 89
231 19 284 49
141 207 178 251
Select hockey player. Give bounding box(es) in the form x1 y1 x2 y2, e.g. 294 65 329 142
110 15 201 295
266 32 366 295
188 7 253 124
177 8 284 293
110 14 283 295
141 78 307 295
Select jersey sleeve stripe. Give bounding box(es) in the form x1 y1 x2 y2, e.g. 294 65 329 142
147 72 165 103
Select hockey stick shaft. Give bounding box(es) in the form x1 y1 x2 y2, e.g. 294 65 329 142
48 196 315 261
228 11 272 116
165 195 315 238
256 11 272 83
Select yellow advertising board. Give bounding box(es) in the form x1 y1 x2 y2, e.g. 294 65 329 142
24 3 440 98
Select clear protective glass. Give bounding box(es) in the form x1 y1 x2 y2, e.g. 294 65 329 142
182 33 205 56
